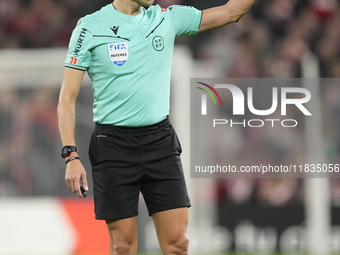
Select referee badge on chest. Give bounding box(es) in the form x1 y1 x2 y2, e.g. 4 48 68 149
108 42 129 66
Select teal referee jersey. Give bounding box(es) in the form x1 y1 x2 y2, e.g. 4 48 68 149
65 4 202 126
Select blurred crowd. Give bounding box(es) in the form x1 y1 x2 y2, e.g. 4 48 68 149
0 87 61 195
191 0 340 78
0 0 340 206
1 0 340 77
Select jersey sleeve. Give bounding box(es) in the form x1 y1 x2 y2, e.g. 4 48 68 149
165 5 202 37
65 19 93 71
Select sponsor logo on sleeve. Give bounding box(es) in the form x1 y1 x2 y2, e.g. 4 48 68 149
108 42 129 66
74 28 87 56
70 57 78 65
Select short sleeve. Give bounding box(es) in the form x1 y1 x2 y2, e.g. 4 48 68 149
165 5 202 37
65 19 93 71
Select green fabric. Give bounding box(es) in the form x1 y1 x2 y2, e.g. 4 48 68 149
65 4 202 126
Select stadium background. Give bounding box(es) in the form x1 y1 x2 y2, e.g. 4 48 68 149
1 0 340 254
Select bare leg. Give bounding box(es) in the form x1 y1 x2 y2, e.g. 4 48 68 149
152 208 189 255
106 217 138 255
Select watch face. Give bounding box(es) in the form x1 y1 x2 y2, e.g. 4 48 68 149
61 146 77 158
62 147 69 157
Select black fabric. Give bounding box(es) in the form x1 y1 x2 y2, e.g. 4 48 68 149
88 118 191 220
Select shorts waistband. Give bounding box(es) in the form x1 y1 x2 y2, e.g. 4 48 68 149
96 116 170 133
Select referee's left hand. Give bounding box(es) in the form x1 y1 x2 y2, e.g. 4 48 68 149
65 159 88 199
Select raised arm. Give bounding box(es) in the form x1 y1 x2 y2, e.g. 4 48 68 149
198 0 255 33
57 67 88 199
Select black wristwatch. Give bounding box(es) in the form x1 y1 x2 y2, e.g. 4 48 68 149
61 146 78 158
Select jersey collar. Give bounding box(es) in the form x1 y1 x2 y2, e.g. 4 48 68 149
111 3 145 23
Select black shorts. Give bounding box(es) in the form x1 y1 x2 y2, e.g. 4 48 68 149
88 117 191 220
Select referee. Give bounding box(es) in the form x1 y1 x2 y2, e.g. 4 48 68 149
58 0 254 254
